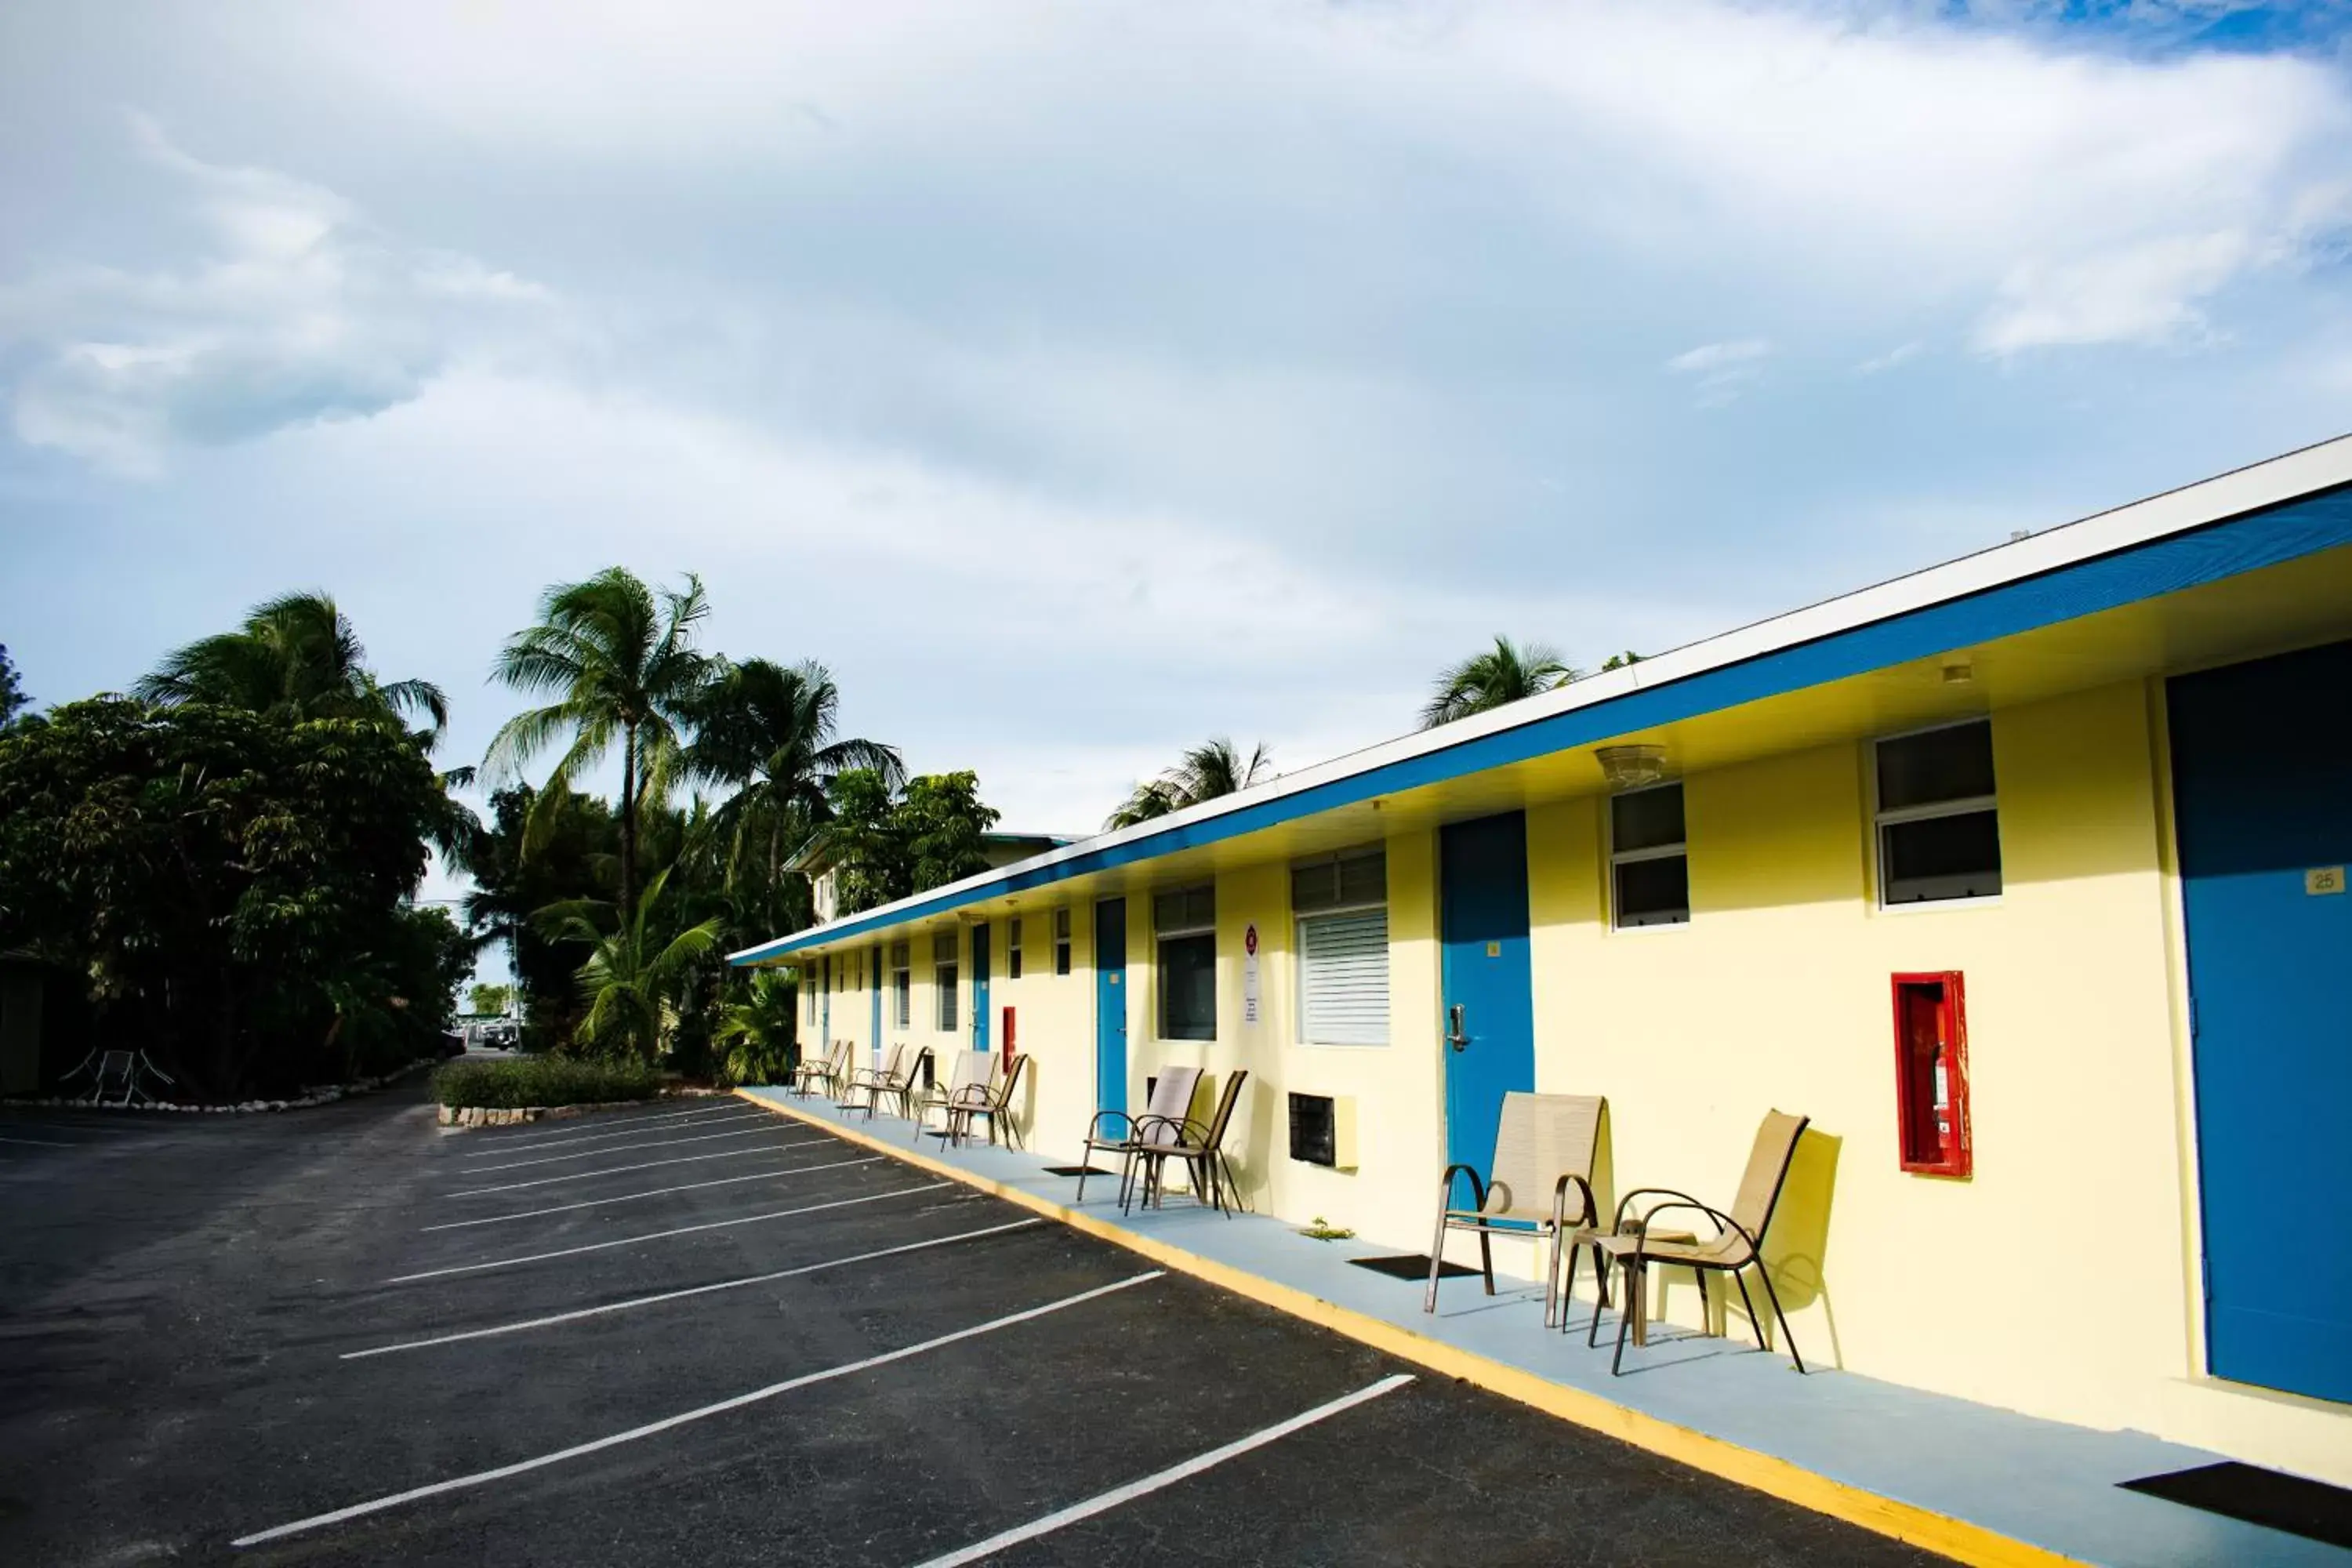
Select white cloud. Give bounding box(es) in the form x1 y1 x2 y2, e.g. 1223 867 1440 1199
1857 341 1926 374
1667 337 1773 405
0 118 550 474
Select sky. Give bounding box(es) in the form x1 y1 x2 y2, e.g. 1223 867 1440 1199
5 0 2352 928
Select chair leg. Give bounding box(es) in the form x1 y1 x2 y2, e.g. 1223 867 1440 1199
1611 1261 1639 1374
1544 1227 1563 1330
1694 1269 1710 1336
1753 1262 1806 1373
1478 1228 1495 1297
1076 1145 1096 1204
1732 1269 1762 1346
1559 1241 1580 1334
1425 1210 1452 1315
1588 1255 1607 1348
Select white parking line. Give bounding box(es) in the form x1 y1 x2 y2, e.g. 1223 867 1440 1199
347 1218 1045 1357
389 1183 955 1282
460 1122 790 1174
420 1156 884 1231
450 1137 834 1197
233 1270 1164 1547
460 1105 763 1158
447 1097 740 1141
909 1374 1417 1568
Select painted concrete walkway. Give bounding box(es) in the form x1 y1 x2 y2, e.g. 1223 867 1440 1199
739 1086 2343 1568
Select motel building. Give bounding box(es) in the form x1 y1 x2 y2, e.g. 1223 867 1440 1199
733 435 2352 1487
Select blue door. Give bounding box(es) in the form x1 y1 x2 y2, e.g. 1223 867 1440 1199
971 921 992 1054
1439 811 1537 1173
869 943 883 1069
2171 638 2352 1405
1094 898 1128 1116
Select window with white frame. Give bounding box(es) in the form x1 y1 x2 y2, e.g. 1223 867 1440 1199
933 929 960 1032
1610 783 1690 928
1875 719 2002 905
1007 916 1024 980
890 940 912 1029
1292 845 1388 1045
1153 884 1217 1041
1053 907 1072 975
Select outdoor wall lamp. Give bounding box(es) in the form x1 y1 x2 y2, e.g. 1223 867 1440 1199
1595 743 1668 789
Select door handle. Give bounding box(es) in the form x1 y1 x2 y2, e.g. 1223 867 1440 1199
1446 1004 1468 1052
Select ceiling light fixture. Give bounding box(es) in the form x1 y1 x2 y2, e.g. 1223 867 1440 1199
1595 744 1668 789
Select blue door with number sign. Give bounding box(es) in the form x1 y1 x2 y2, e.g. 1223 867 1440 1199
2171 637 2352 1405
1094 899 1128 1116
971 921 991 1055
1439 811 1537 1173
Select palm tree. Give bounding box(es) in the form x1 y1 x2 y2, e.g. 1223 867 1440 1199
1418 635 1578 729
681 657 903 918
1107 737 1275 829
714 967 800 1086
138 590 448 739
536 867 726 1062
485 568 713 920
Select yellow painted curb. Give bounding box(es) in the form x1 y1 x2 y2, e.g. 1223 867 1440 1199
737 1088 2083 1568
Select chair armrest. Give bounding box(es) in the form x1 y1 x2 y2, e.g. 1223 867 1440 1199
1133 1113 1210 1148
1621 1199 1763 1264
1438 1163 1488 1213
1552 1172 1597 1228
1084 1111 1137 1140
1610 1185 1710 1232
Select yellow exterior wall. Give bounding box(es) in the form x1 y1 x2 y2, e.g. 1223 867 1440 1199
792 673 2349 1483
1525 680 2201 1433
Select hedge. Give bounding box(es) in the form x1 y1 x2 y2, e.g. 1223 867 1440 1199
428 1057 662 1110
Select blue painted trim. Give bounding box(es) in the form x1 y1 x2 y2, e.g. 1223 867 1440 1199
733 485 2352 964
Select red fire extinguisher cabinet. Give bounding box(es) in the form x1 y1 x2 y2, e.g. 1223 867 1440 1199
1891 972 1972 1178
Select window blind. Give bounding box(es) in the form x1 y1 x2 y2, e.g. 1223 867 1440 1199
1298 907 1389 1045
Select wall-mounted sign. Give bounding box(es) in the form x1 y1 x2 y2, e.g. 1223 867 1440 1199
2308 866 2346 896
1243 922 1261 1025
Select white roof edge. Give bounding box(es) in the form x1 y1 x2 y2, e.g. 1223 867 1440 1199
735 431 2352 959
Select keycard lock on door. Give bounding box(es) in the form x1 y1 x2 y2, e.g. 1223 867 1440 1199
1446 1004 1468 1052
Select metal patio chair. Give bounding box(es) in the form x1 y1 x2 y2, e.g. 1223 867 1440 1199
837 1043 906 1117
1425 1091 1609 1328
949 1053 1029 1150
1127 1069 1250 1218
1073 1065 1202 1205
1584 1109 1812 1374
59 1048 176 1107
912 1050 993 1145
792 1039 849 1100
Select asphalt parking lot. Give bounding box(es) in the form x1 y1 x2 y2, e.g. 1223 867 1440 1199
0 1086 1948 1566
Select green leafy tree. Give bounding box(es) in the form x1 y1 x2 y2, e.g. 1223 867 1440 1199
1106 737 1273 829
1601 650 1645 671
899 770 1001 891
535 866 726 1063
0 699 463 1096
681 656 901 935
822 766 914 915
461 784 622 1044
714 967 799 1086
485 568 713 922
0 644 27 727
1418 635 1577 729
468 982 514 1016
137 590 448 740
815 768 1004 915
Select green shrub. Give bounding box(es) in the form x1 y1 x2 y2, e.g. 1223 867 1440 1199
430 1056 662 1109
